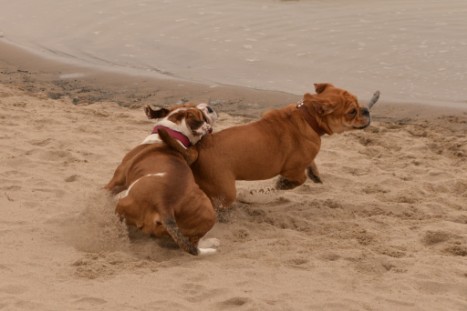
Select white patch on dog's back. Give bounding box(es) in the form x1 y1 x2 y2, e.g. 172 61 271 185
141 133 162 145
146 173 166 178
115 173 166 200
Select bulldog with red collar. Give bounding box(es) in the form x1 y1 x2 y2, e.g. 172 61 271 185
105 103 219 255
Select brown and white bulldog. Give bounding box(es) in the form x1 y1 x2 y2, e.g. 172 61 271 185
106 103 217 195
161 83 371 210
105 104 219 255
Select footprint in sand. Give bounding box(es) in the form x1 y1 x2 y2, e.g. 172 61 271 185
443 242 467 257
28 138 53 146
73 296 107 306
421 230 453 246
237 187 287 204
219 296 251 307
64 174 79 182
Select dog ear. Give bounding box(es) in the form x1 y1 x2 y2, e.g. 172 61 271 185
303 94 335 116
312 99 335 116
172 109 187 122
314 83 334 94
145 105 170 119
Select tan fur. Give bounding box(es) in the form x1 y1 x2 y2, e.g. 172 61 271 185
188 83 371 209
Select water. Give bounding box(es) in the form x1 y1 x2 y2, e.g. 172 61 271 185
1 0 466 106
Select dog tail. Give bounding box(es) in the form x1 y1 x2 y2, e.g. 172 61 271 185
162 217 199 256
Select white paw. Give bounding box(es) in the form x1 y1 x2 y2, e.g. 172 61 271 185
198 248 217 256
198 238 220 249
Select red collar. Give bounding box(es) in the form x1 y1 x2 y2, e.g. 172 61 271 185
296 102 329 136
152 125 191 148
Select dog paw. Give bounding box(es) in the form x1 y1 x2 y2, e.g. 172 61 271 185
275 177 300 190
198 238 220 249
197 247 217 256
306 167 323 183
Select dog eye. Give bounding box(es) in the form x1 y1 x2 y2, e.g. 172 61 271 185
348 108 357 117
207 106 213 113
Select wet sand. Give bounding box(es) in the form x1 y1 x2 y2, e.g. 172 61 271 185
1 0 467 105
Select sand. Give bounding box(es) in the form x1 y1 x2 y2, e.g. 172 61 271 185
1 1 467 309
1 43 466 310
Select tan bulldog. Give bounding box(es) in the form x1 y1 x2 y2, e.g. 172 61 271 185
162 83 371 210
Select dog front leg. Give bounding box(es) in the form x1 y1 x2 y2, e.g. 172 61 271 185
198 176 237 211
306 160 322 184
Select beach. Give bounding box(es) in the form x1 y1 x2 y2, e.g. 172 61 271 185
1 0 467 105
1 1 467 310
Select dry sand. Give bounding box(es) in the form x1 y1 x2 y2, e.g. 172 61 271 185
1 43 466 310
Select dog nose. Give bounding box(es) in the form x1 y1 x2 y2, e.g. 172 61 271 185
361 107 370 117
207 106 213 113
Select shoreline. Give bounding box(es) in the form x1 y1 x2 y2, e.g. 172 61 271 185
2 40 467 121
0 40 299 118
2 1 466 106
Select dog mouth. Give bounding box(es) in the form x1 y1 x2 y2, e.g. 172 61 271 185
195 123 212 135
352 112 371 130
353 122 370 130
203 114 217 132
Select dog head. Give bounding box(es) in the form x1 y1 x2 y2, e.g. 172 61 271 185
145 103 216 145
302 83 371 134
145 103 217 128
195 103 218 127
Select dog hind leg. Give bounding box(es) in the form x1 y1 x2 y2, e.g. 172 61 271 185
275 171 307 190
104 164 127 194
163 218 200 256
